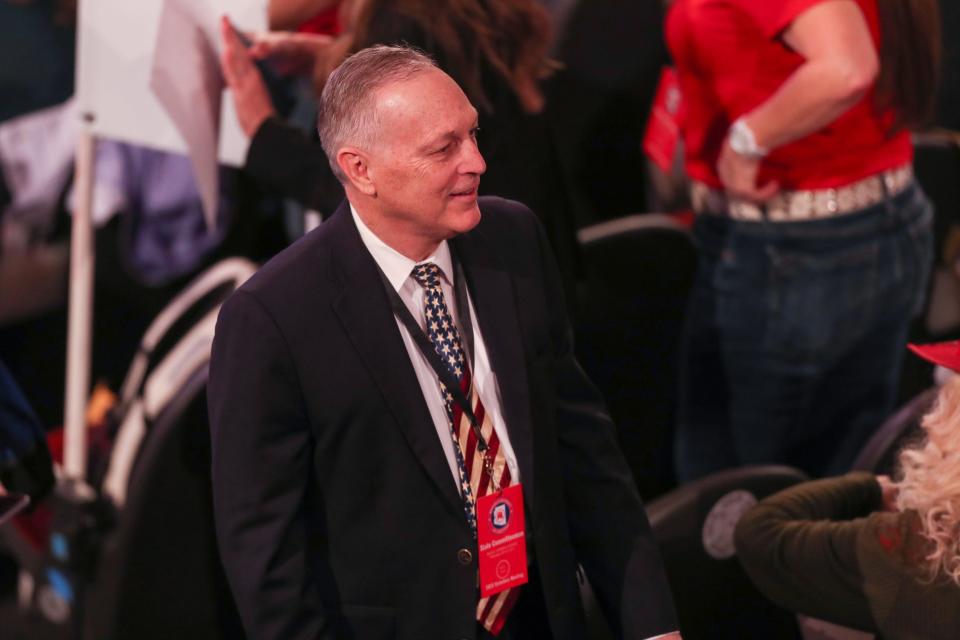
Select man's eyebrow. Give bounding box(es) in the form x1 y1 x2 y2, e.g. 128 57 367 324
419 130 458 152
418 113 480 152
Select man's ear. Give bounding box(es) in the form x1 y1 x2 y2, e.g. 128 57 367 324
337 147 376 196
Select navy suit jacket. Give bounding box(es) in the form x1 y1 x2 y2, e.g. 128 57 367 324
208 197 677 639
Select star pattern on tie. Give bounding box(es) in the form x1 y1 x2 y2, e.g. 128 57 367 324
411 263 478 535
411 262 520 636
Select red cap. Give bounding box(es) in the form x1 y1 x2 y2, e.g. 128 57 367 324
908 341 960 372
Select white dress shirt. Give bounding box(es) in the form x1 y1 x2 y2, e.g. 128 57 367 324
351 205 520 491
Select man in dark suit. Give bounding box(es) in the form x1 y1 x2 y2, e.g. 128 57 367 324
208 44 680 640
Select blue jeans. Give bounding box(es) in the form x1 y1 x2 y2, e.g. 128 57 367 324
675 182 934 481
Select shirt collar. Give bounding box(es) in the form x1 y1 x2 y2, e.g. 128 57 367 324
350 203 453 292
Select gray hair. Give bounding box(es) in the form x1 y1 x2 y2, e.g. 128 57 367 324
317 45 439 182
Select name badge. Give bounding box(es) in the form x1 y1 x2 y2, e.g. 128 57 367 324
476 483 528 597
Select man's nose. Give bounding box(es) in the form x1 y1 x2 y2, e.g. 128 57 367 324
461 137 486 175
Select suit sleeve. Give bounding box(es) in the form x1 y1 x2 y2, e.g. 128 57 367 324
208 290 333 640
527 213 679 639
733 472 881 630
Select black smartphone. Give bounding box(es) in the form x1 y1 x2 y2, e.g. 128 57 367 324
0 493 29 526
228 21 297 115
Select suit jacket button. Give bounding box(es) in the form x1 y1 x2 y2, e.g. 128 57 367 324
457 548 473 565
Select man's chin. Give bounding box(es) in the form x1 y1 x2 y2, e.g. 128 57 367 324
455 202 482 233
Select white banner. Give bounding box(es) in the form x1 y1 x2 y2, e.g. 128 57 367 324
76 0 266 167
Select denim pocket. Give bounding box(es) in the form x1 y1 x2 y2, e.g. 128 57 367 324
764 238 881 359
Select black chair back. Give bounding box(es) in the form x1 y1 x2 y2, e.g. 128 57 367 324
647 465 809 640
850 386 936 475
576 214 697 499
82 366 243 640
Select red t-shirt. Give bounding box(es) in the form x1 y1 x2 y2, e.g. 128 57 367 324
297 7 341 35
666 0 911 189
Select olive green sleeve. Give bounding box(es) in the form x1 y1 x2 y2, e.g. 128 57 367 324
733 472 883 632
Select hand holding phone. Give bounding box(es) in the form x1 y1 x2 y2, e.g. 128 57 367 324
219 15 278 136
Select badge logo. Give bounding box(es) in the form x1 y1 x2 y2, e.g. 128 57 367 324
490 499 511 531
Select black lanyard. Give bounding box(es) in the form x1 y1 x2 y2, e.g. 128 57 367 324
377 258 489 453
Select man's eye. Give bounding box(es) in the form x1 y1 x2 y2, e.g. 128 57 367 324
435 143 453 154
470 127 480 138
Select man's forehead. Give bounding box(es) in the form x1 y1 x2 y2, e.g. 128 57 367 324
374 70 476 128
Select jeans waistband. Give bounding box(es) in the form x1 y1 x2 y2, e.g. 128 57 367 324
691 164 913 222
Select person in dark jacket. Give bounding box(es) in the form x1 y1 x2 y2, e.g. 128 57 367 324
209 45 680 640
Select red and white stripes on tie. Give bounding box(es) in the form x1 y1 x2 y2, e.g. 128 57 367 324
411 263 520 636
452 368 519 635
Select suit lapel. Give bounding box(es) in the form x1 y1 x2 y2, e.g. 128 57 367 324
452 231 535 502
327 205 466 520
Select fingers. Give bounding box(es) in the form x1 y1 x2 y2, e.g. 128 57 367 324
245 31 282 60
220 15 243 52
876 475 899 511
219 15 276 136
219 16 241 87
248 40 272 61
245 32 331 75
724 179 779 203
219 15 256 89
717 142 779 203
752 180 780 202
250 32 329 59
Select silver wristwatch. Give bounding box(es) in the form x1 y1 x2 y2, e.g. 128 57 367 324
728 117 768 159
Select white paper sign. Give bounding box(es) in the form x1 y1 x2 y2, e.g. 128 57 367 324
150 0 224 229
76 0 267 225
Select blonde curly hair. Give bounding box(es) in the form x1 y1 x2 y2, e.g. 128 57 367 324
895 374 960 586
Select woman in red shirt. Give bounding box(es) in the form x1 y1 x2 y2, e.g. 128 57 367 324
668 0 941 480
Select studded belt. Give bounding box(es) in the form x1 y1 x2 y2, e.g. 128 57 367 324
690 164 913 222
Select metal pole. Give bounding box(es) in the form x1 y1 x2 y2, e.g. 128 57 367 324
63 118 96 482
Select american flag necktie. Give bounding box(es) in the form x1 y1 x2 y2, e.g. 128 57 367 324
410 263 521 636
